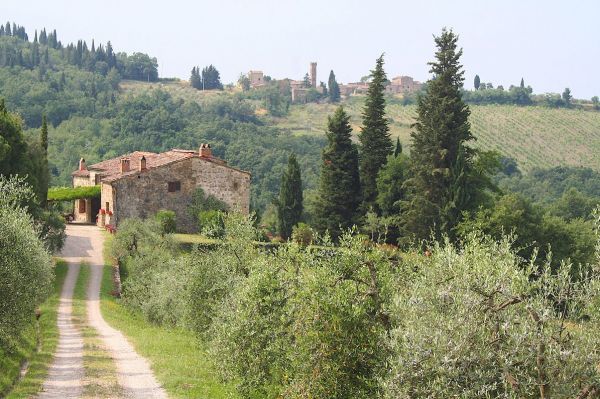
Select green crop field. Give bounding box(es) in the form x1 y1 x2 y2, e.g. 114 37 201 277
122 80 600 173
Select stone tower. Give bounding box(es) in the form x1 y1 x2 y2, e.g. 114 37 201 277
310 62 317 88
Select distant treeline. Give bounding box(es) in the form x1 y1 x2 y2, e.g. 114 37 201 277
0 21 158 82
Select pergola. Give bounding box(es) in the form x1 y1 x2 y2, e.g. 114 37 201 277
47 185 101 222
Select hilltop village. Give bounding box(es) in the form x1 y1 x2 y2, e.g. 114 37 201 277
246 62 422 103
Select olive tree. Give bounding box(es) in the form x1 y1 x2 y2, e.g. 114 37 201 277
0 177 53 349
384 234 600 398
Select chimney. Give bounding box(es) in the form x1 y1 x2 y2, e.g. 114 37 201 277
79 158 86 171
120 158 130 174
199 143 212 158
139 156 147 171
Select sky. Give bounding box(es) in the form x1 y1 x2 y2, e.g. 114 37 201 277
1 0 598 98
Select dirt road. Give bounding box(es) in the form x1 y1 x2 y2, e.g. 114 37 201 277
38 224 167 399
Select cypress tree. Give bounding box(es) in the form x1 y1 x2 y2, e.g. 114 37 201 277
303 73 311 88
474 74 480 90
315 106 361 239
328 70 340 103
277 153 303 240
39 114 49 207
520 77 525 88
358 54 392 213
394 137 402 157
5 22 11 36
401 28 476 242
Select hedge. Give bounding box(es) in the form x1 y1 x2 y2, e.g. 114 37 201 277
47 186 101 201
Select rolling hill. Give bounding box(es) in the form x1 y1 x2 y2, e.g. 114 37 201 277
123 80 600 173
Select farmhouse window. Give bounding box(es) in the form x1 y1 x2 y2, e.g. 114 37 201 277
79 199 86 214
168 181 181 192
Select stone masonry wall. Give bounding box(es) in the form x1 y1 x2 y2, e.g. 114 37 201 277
111 157 250 232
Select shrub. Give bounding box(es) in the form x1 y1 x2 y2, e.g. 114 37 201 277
0 178 53 350
383 234 600 398
155 209 176 234
291 223 313 246
198 210 225 238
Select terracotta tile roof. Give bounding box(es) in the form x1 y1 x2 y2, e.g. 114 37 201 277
72 169 90 177
73 149 250 183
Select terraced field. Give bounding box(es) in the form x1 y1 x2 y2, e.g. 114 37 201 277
122 80 600 173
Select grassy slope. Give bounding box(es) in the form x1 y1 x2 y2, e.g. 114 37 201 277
100 235 238 398
122 80 600 173
3 261 67 398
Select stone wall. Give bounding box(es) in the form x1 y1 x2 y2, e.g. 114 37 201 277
100 183 115 226
110 157 250 232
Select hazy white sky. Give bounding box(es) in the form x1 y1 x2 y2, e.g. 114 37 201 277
1 0 598 98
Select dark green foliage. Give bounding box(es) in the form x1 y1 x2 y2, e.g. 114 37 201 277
393 137 402 157
0 99 29 176
0 22 156 82
456 193 596 273
474 74 480 90
376 154 409 217
592 96 599 110
520 77 525 88
497 166 600 205
155 209 177 234
38 114 49 207
190 66 202 89
562 87 572 107
358 54 392 212
277 154 303 239
200 65 223 90
462 84 532 105
327 70 340 103
314 107 361 239
302 73 311 88
401 29 478 242
549 187 599 221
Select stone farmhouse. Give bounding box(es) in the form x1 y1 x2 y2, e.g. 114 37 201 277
71 144 250 232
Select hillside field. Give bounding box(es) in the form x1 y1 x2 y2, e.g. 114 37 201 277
123 80 600 173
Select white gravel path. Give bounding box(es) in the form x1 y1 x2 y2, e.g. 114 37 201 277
37 263 83 399
40 224 167 399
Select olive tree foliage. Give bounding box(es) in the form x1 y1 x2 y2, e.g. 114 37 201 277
0 177 53 350
383 233 600 398
209 228 396 398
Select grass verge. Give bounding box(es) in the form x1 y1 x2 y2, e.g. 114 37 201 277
3 260 68 398
101 235 238 398
72 262 123 399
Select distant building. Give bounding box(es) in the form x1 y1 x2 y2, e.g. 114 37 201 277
339 82 370 96
338 75 422 97
386 75 423 94
290 62 322 103
310 62 317 88
248 70 265 88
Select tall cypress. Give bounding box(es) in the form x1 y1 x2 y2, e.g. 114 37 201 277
328 70 340 103
39 114 49 207
277 153 303 240
401 28 475 242
315 106 361 239
358 54 392 213
394 137 402 157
